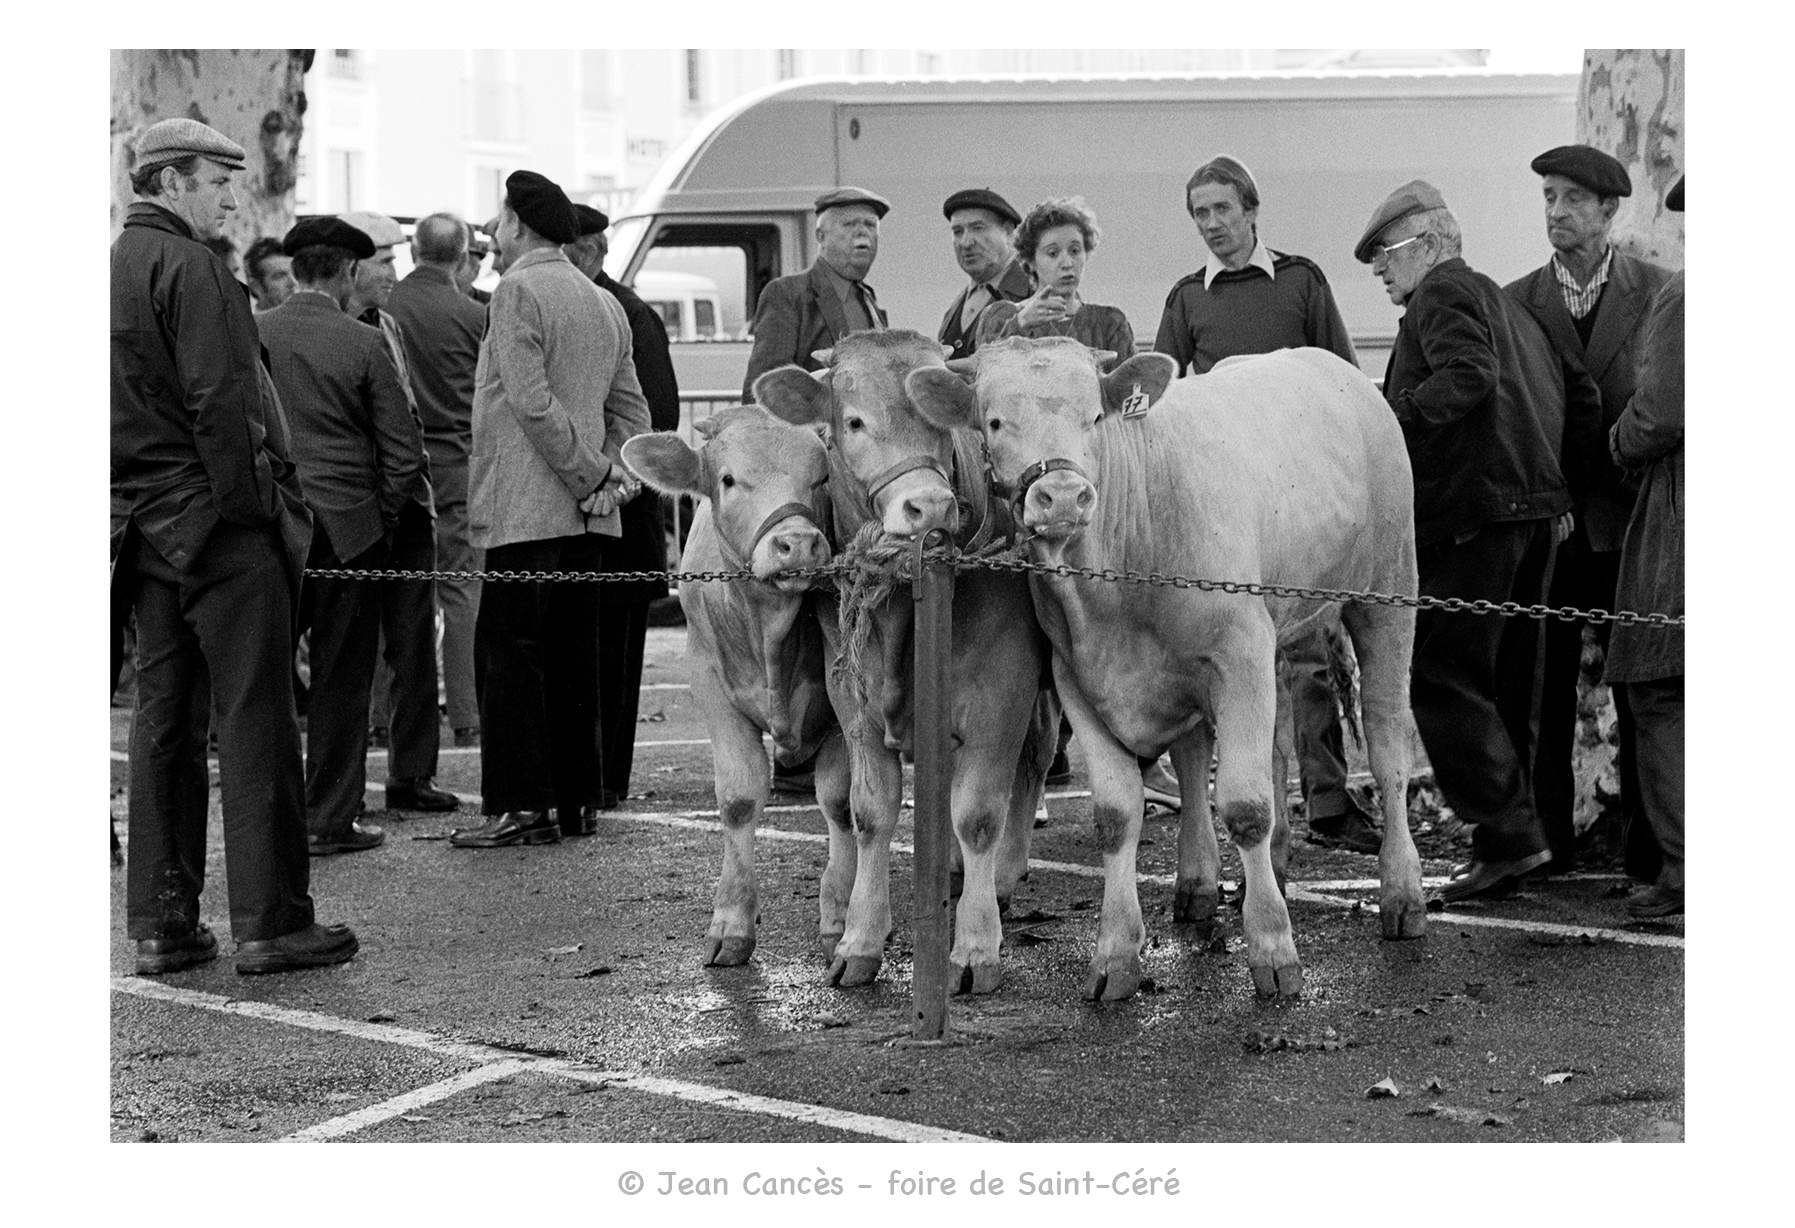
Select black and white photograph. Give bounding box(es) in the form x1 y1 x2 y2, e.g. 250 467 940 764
51 16 1751 1216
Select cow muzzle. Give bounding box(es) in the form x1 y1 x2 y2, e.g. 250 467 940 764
880 478 959 539
752 514 831 589
1017 462 1095 538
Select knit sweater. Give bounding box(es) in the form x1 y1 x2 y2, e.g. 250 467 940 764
1152 251 1354 376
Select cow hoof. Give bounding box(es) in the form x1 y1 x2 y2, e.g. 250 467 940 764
952 962 1003 995
702 935 755 967
819 930 844 961
1381 902 1428 941
1082 958 1143 1002
826 954 882 988
1174 880 1220 925
1249 962 1304 1000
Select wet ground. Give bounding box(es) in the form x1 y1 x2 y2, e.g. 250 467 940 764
110 627 1683 1145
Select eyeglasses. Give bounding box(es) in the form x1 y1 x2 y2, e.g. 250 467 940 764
1371 234 1427 262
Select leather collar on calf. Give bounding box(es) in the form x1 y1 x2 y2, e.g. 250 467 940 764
1000 457 1089 527
715 497 831 575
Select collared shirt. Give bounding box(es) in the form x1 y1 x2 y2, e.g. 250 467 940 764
960 255 1021 331
816 256 881 332
1203 237 1279 289
1552 245 1613 319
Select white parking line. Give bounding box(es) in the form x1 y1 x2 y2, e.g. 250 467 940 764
280 1060 532 1142
111 976 989 1144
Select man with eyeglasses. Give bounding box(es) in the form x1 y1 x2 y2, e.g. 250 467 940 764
1355 180 1585 905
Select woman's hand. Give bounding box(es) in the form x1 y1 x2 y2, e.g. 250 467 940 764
1015 284 1074 330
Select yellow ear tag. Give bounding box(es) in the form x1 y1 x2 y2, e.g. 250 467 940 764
1121 383 1150 418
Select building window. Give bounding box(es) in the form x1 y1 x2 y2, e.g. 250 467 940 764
581 50 613 109
777 49 797 80
329 49 361 80
474 166 506 222
685 50 703 107
917 52 941 76
329 149 365 213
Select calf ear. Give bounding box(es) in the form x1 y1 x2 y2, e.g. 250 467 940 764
754 365 831 427
906 366 980 432
621 432 705 500
1100 353 1178 416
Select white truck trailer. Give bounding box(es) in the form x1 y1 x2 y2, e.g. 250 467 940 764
602 70 1579 394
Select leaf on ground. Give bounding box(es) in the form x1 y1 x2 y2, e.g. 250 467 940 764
1425 1077 1445 1093
876 1079 911 1095
544 943 583 956
499 1109 568 1127
399 1114 432 1123
1542 1071 1575 1085
366 1012 398 1023
1366 1077 1400 1099
1411 1104 1509 1127
574 965 614 978
814 1013 851 1030
711 1053 745 1066
638 710 667 723
1008 909 1058 924
1009 929 1052 946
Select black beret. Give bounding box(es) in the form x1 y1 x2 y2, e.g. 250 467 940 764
281 216 375 259
505 170 579 244
1530 145 1632 198
1666 176 1684 212
943 187 1020 227
571 203 610 237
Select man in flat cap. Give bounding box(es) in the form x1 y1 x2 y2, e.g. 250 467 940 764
1504 145 1673 881
113 117 358 975
450 171 649 849
1154 153 1372 852
387 213 489 751
258 216 427 858
565 203 681 812
938 188 1031 362
742 186 890 403
1355 180 1582 903
340 210 458 816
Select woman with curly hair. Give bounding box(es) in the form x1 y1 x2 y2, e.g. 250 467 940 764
974 195 1134 369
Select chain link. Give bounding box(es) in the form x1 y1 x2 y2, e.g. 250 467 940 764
305 548 1685 629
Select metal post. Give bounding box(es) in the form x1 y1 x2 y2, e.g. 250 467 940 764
910 529 954 1039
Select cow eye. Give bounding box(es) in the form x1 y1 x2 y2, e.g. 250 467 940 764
720 473 735 488
845 416 864 432
987 418 1001 432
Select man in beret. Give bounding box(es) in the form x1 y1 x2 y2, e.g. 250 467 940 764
258 216 427 857
1155 153 1372 851
741 186 890 403
387 213 489 751
450 171 649 849
565 204 681 811
340 211 457 815
938 188 1031 362
113 117 357 975
1355 180 1580 903
1504 145 1673 881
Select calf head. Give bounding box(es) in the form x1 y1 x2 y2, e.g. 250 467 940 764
906 336 1175 543
755 329 961 540
621 406 831 591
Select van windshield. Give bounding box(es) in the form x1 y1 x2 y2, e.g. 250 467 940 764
603 217 647 281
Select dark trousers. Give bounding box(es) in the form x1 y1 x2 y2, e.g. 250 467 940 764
297 529 385 839
476 534 605 815
599 600 650 800
1492 524 1558 845
369 501 442 781
1283 625 1351 819
125 521 315 943
1412 519 1550 863
1626 676 1684 888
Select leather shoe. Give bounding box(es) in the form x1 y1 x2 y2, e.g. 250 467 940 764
308 820 386 856
559 805 599 837
1626 881 1684 918
453 726 481 748
1431 849 1552 904
136 923 218 975
599 789 623 811
385 777 461 812
450 810 560 848
236 922 359 976
1307 805 1383 854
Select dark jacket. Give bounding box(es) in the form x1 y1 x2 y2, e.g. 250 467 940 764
111 201 311 587
595 269 679 604
1505 251 1673 552
386 264 487 471
937 256 1033 362
1382 257 1572 547
1604 271 1683 683
256 291 424 561
742 260 888 401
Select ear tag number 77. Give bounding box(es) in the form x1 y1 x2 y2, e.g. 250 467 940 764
1121 383 1150 418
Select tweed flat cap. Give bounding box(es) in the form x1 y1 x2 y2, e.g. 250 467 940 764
815 186 890 219
1530 144 1631 197
282 217 376 260
339 211 404 248
134 117 246 170
943 188 1020 226
572 203 610 236
1354 179 1449 264
1666 176 1684 212
505 170 579 244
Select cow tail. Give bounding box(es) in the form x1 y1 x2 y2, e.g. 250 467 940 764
1327 623 1364 750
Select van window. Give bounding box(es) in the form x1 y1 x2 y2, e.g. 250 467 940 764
651 299 682 335
634 223 781 339
693 298 717 337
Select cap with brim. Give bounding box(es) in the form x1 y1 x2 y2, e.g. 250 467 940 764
134 117 247 171
1530 144 1632 198
942 188 1019 227
282 217 377 260
1354 179 1449 263
571 203 610 236
339 211 404 248
505 170 579 244
815 186 890 220
1666 176 1684 212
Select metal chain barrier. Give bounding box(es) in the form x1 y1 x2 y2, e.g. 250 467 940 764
304 548 1685 629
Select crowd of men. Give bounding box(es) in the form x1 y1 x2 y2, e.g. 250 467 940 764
111 112 1684 978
